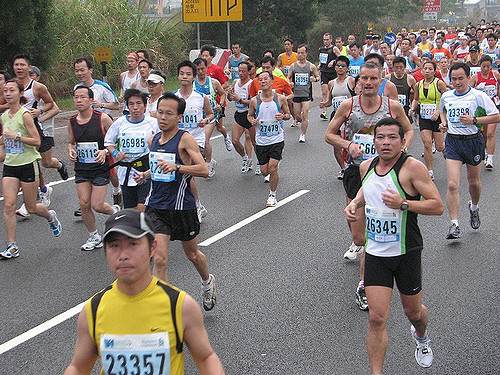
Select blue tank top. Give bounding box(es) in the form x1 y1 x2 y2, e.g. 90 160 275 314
193 77 216 108
378 78 388 96
230 54 246 80
145 130 196 210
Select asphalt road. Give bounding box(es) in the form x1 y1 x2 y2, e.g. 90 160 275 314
0 84 499 374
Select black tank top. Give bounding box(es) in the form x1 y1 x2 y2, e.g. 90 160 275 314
70 110 109 175
390 73 411 110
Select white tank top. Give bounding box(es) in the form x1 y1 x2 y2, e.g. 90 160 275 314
254 93 284 146
23 80 37 110
233 79 252 112
331 77 351 112
174 90 206 147
122 71 140 91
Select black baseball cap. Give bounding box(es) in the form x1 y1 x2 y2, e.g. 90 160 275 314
469 45 480 52
103 209 155 242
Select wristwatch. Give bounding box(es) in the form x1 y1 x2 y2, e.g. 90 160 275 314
14 133 21 141
101 103 105 109
104 149 110 156
175 164 181 172
473 117 478 125
400 201 409 211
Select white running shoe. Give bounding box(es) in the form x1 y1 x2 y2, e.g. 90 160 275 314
198 204 208 221
208 159 217 178
224 136 233 151
112 204 121 213
241 157 250 173
344 242 363 260
411 325 433 368
248 160 254 171
48 210 62 237
81 234 103 251
202 274 217 311
39 186 53 207
264 174 270 183
266 194 277 207
255 164 261 175
428 170 434 181
299 134 306 143
15 204 31 219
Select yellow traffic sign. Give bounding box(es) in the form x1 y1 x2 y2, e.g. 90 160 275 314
183 0 242 23
94 46 112 64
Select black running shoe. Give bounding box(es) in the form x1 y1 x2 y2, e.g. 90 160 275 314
58 160 69 180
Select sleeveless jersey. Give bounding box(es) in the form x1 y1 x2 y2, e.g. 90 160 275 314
455 46 469 62
145 130 195 210
418 41 431 51
230 54 247 80
233 79 252 112
330 77 352 112
281 52 298 77
71 110 109 176
122 71 140 91
22 79 43 135
1 107 41 166
193 77 217 107
377 78 388 96
362 153 423 257
37 97 54 137
476 70 499 104
173 90 206 148
86 277 186 375
483 47 500 69
348 56 364 78
403 54 416 70
344 95 392 166
390 73 411 109
254 93 284 146
319 46 337 73
418 78 441 120
292 61 312 98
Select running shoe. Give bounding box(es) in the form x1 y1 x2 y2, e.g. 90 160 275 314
320 111 328 120
248 160 254 171
202 274 217 311
48 210 62 237
208 159 216 178
485 161 494 170
113 191 123 207
264 174 270 183
15 203 31 219
469 201 480 229
74 208 82 217
411 325 433 368
255 164 261 175
299 134 306 143
57 160 69 180
337 169 344 180
0 243 19 259
446 223 461 239
225 136 233 151
344 242 362 260
241 157 250 173
428 170 434 181
81 234 103 251
356 285 369 311
39 186 53 207
266 194 277 207
112 204 121 213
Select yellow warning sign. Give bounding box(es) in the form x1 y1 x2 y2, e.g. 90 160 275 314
183 0 243 23
94 46 112 64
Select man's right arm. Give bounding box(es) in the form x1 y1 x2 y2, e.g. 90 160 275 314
64 308 98 375
325 99 351 149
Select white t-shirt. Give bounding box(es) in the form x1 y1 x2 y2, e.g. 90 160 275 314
74 80 118 115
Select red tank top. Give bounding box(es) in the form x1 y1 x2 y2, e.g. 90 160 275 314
476 70 498 102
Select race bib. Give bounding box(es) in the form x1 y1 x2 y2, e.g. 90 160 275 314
398 94 407 107
259 120 280 137
420 103 437 120
231 66 239 80
332 96 348 112
4 138 24 154
76 142 98 164
481 84 497 99
283 65 291 77
365 205 401 243
149 151 176 182
469 67 481 77
295 73 309 86
178 110 199 129
446 102 471 124
120 132 147 155
433 52 445 62
349 65 360 78
100 333 170 375
319 53 328 65
353 133 377 161
235 93 247 110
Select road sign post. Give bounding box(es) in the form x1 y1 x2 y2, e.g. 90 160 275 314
94 46 112 84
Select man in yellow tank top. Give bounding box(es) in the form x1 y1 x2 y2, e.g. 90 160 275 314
64 210 224 375
277 38 298 78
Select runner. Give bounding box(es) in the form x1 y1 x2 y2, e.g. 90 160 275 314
438 57 453 89
409 60 447 180
430 37 452 63
136 49 150 60
348 43 365 79
379 42 392 75
367 34 382 56
227 61 256 173
344 117 443 374
362 35 373 57
145 70 166 118
412 51 445 83
325 62 414 311
193 57 231 178
247 71 291 206
226 41 248 81
408 33 422 57
400 38 422 74
318 33 341 120
277 38 298 78
418 29 432 52
0 80 62 259
137 91 217 311
364 54 399 100
104 89 158 211
390 57 417 118
64 209 224 374
482 33 500 69
470 55 500 170
118 52 140 113
439 62 500 239
68 86 118 251
335 37 348 57
453 35 470 62
466 45 482 77
173 60 214 222
132 59 153 93
288 44 320 143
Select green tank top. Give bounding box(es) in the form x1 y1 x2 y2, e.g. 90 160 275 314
1 107 41 166
418 78 441 104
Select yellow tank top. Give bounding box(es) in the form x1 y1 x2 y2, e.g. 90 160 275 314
418 78 441 104
86 277 186 375
418 42 431 51
281 52 298 66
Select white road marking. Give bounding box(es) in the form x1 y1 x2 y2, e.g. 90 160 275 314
199 189 310 247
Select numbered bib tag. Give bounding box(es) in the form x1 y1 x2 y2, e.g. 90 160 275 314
231 66 239 80
365 205 401 243
419 104 437 120
283 65 291 77
332 96 348 112
100 333 170 375
259 120 280 137
433 52 445 62
319 53 328 65
295 73 309 86
120 132 147 155
235 93 247 110
76 142 98 163
353 133 377 161
149 151 176 182
398 94 407 107
4 138 24 154
481 84 497 99
447 102 471 124
178 110 199 129
349 65 360 78
469 67 481 77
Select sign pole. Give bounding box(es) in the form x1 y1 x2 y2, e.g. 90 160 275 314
227 22 231 49
101 62 108 84
197 23 201 49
